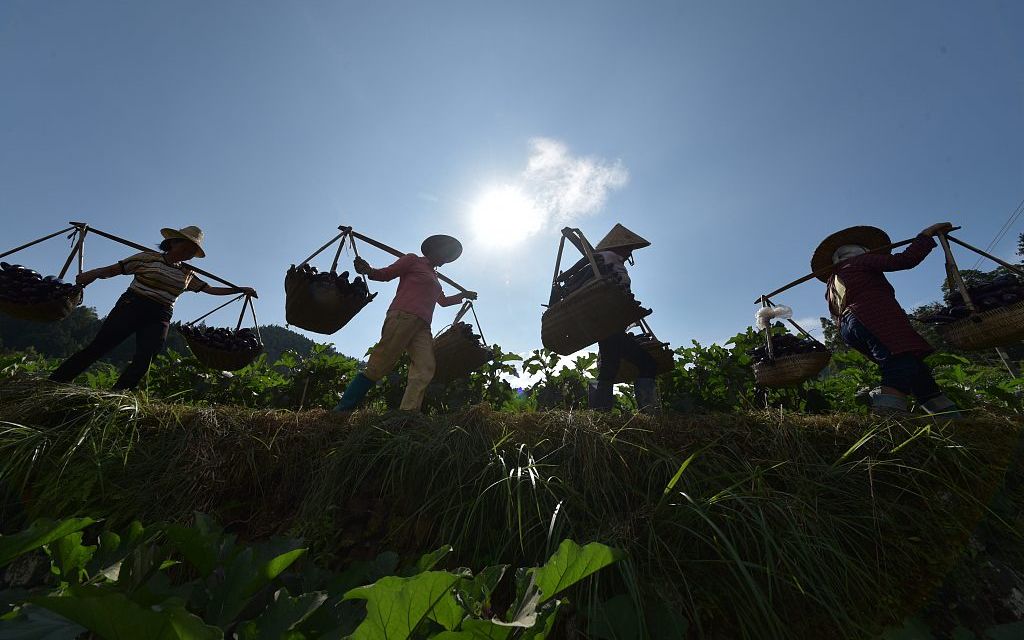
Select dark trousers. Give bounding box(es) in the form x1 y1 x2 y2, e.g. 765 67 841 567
839 312 941 401
50 290 171 390
597 332 658 382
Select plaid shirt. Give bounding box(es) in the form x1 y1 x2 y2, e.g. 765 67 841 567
826 234 936 356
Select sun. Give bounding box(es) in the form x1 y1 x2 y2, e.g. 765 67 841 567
469 185 545 247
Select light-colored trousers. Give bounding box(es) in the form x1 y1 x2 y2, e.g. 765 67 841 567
364 309 435 411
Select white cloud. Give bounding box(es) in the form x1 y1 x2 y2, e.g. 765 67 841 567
468 138 629 245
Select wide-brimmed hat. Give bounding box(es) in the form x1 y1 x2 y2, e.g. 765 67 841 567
421 234 463 263
811 225 890 281
594 223 651 253
160 226 206 258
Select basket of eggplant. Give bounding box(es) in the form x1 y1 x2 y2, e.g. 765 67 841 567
433 318 493 383
542 230 651 356
749 334 831 388
285 265 376 335
0 262 83 322
921 274 1024 350
179 294 264 371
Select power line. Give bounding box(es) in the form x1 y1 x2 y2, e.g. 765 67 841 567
971 195 1024 269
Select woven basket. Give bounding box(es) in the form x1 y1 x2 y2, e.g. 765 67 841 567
612 339 675 383
937 301 1024 350
284 271 374 335
542 278 648 355
753 351 832 388
185 336 263 371
0 287 83 323
433 327 492 382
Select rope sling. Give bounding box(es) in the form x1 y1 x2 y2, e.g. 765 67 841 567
433 299 492 382
181 293 264 371
750 297 831 388
0 225 88 322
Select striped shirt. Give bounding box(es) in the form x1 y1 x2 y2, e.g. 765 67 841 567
118 252 209 307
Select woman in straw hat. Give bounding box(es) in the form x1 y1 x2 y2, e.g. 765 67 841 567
50 226 256 390
814 221 960 418
589 223 661 413
333 234 477 413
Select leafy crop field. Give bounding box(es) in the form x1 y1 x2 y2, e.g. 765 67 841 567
2 378 1023 638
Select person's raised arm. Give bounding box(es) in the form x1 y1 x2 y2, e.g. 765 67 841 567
849 222 952 273
203 285 258 298
75 264 122 287
439 290 477 307
355 254 413 282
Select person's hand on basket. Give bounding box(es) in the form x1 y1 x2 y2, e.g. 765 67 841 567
236 287 258 299
75 272 98 287
922 222 954 237
354 257 371 275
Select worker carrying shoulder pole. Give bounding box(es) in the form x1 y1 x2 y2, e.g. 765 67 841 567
333 234 477 413
590 223 661 413
813 221 961 418
49 226 256 390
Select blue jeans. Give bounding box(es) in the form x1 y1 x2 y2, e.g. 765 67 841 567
839 313 941 401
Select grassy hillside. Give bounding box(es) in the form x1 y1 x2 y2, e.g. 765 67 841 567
1 377 1022 639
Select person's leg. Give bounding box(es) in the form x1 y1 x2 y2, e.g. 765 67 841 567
620 335 661 413
50 296 138 383
841 314 909 414
591 334 624 411
112 319 169 390
908 358 961 418
335 311 418 411
399 320 436 411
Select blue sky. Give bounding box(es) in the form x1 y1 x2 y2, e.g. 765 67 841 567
2 1 1022 361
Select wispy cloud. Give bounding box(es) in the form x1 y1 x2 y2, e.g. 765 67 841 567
469 138 629 245
521 137 629 227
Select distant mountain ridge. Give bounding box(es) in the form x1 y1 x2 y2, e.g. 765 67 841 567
0 305 334 365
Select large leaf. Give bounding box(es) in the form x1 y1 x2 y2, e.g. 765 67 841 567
205 546 307 627
164 521 229 578
343 571 461 640
32 587 222 640
46 533 96 585
431 619 513 640
453 565 507 618
0 518 95 567
0 604 86 639
530 540 624 604
235 588 327 640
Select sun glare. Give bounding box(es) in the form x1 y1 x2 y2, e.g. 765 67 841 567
470 185 545 247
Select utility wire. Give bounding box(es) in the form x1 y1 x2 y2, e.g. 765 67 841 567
971 195 1024 269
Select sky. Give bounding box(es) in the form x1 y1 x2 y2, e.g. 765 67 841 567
2 0 1023 364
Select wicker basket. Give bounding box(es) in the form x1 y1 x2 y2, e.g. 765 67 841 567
753 351 832 388
542 278 648 355
0 287 83 323
612 338 675 383
433 327 492 382
185 336 263 371
284 270 374 335
937 301 1024 350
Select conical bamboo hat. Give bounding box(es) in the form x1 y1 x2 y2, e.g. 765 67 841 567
594 223 651 252
810 226 891 281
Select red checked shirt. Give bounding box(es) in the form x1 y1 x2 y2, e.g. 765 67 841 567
826 234 937 356
368 254 462 325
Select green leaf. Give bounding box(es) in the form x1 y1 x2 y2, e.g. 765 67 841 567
0 604 86 639
413 545 453 574
0 518 95 568
205 546 307 627
530 540 624 604
32 587 223 640
164 524 224 578
453 565 507 618
343 571 461 640
432 619 513 640
46 533 96 585
235 588 327 640
588 594 641 640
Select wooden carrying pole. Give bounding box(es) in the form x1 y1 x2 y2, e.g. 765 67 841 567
754 226 963 303
345 227 469 293
68 221 253 292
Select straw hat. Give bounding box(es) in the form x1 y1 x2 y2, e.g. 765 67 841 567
811 226 890 281
160 226 206 258
421 234 463 263
594 223 651 253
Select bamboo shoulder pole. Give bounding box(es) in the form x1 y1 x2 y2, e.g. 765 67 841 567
69 222 250 291
946 234 1024 278
0 226 75 260
347 229 469 293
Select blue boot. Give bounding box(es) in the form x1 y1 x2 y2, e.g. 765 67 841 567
333 373 375 412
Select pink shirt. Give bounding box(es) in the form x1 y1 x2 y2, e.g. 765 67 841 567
368 254 462 325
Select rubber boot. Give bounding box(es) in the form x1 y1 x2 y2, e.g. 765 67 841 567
635 378 661 414
588 381 614 412
920 394 963 421
870 391 909 416
333 373 375 413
